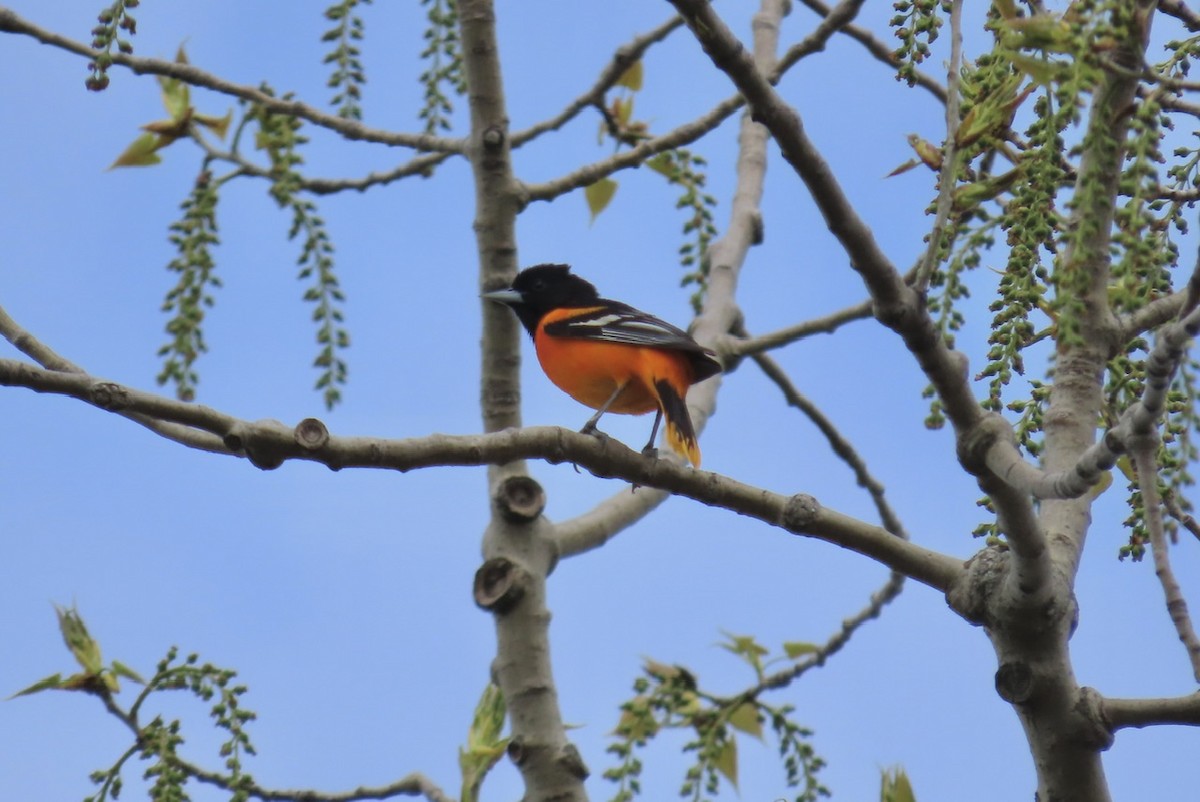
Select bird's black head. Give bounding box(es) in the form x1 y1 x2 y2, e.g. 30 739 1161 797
484 264 600 336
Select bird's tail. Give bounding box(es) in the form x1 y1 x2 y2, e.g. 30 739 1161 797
655 379 701 467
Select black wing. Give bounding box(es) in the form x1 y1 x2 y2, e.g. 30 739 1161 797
544 301 722 380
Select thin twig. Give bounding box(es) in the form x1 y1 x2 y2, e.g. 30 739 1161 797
0 7 462 152
188 765 455 802
914 0 963 294
0 304 229 454
193 130 453 195
510 15 685 148
727 297 874 356
524 0 874 205
522 94 745 204
794 0 948 104
1164 491 1200 543
749 570 905 696
749 348 908 538
1131 446 1200 681
102 688 452 802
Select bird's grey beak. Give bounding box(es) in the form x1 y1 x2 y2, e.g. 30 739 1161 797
482 288 522 305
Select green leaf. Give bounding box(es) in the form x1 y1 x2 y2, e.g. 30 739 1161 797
613 697 660 740
645 153 675 178
614 95 634 126
1008 53 1062 87
727 702 762 740
783 641 820 659
585 178 617 223
110 660 146 685
718 631 768 661
713 734 738 789
881 766 916 802
616 60 643 91
56 605 103 675
459 683 508 802
195 110 234 140
108 132 165 169
642 658 682 682
8 673 64 699
158 45 192 119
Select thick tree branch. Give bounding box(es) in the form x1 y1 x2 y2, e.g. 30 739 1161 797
554 488 671 558
458 2 584 800
1158 0 1200 30
0 357 963 591
1039 3 1155 586
665 0 1045 582
0 7 461 152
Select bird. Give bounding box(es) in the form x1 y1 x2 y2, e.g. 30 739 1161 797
483 264 722 466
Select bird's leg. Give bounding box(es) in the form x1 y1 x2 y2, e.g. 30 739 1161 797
580 383 627 439
571 383 627 474
641 408 662 459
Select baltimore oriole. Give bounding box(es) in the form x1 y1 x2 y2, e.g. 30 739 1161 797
484 264 722 466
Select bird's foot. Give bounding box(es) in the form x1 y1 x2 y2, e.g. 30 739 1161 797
573 422 610 473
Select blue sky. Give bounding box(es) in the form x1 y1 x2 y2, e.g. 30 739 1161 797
2 2 1199 801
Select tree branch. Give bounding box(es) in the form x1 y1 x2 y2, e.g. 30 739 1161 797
554 487 671 558
0 357 963 590
1132 445 1200 682
0 7 462 152
1164 491 1200 543
557 0 792 559
1118 289 1187 343
1105 692 1200 730
189 765 455 802
98 687 454 802
913 0 962 294
726 296 874 357
523 0 871 206
192 129 454 195
0 304 230 454
794 0 947 104
666 0 1043 584
1158 0 1200 30
748 570 904 696
749 349 907 537
521 94 744 204
509 15 684 148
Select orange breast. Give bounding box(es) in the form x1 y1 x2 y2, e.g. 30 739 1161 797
533 317 694 416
